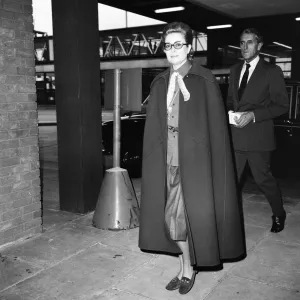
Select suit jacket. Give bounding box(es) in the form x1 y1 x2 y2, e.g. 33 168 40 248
227 57 289 151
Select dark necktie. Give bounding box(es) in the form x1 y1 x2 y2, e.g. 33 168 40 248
238 63 250 100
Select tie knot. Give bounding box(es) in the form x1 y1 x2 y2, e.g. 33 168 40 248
246 63 250 70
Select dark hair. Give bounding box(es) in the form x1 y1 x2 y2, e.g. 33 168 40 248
240 28 263 44
162 22 194 60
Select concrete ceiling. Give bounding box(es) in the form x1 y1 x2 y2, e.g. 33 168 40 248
98 0 300 53
98 0 300 30
187 0 300 18
98 0 232 31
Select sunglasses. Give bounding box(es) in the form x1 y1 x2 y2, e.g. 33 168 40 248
163 41 188 51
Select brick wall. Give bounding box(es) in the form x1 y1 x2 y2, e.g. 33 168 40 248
0 0 41 247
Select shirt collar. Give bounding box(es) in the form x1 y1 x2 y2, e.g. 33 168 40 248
244 55 260 69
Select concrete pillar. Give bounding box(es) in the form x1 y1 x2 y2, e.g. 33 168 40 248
206 30 220 69
52 0 103 213
207 27 237 69
0 0 42 247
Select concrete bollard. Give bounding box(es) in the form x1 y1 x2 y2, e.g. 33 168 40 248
92 167 140 230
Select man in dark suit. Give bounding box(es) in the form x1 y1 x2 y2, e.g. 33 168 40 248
227 28 289 233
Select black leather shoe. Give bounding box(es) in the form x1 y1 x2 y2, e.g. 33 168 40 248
165 276 181 291
270 213 286 233
179 271 196 295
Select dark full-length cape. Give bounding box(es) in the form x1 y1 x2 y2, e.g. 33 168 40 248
138 63 246 267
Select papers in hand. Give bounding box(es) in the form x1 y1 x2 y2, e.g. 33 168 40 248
228 111 243 125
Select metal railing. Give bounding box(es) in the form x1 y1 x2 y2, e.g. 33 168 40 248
34 26 207 63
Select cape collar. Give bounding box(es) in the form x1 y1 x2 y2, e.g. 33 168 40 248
170 60 191 78
153 61 215 85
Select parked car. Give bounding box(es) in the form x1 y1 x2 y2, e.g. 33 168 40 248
102 113 146 177
272 80 300 178
101 80 300 179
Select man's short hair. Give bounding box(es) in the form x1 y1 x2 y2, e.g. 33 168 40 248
241 28 263 44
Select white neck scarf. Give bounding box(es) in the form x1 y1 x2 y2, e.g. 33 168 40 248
166 71 190 110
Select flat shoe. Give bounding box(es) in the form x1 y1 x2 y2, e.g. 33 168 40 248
165 276 181 291
179 271 196 294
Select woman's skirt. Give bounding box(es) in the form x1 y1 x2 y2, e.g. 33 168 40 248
165 164 187 241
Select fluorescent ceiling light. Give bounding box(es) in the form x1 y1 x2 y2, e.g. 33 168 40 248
207 24 232 29
260 52 278 58
228 45 240 50
273 41 292 49
155 6 185 13
296 17 300 21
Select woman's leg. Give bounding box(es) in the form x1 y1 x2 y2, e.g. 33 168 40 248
165 253 183 290
165 165 193 281
166 240 195 293
177 254 183 278
176 239 193 279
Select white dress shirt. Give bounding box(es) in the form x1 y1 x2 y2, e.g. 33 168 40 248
239 55 260 87
237 55 260 123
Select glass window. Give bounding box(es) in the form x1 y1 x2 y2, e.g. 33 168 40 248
276 58 292 79
34 39 49 62
36 73 44 82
